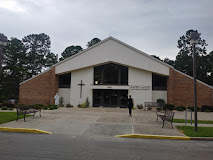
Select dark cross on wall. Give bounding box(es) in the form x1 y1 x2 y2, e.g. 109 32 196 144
78 80 85 98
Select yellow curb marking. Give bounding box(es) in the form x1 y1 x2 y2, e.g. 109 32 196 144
0 127 52 134
115 134 191 140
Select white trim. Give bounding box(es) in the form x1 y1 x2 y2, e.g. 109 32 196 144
19 68 52 85
173 69 213 89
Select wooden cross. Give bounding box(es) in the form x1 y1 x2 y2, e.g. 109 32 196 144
78 80 85 98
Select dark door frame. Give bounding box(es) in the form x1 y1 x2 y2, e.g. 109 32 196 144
93 89 128 108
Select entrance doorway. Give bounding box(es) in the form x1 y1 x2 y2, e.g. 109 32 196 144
93 89 128 107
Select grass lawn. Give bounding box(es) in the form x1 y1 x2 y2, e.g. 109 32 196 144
0 112 31 124
173 119 213 124
176 126 213 137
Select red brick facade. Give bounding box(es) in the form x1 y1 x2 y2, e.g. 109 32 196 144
167 68 213 107
19 66 213 107
19 67 58 105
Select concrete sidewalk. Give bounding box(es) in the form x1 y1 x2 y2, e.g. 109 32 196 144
0 108 213 138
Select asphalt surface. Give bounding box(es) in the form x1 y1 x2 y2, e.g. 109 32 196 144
0 132 213 160
1 108 213 159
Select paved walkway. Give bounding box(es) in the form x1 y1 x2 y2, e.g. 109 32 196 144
1 108 213 137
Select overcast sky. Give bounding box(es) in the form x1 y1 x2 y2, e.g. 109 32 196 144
0 0 213 60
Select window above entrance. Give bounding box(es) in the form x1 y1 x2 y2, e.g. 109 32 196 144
94 63 128 85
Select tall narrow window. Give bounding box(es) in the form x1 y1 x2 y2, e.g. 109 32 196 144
152 73 167 90
59 73 71 88
120 66 128 85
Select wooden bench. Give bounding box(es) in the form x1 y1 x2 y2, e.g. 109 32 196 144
156 110 175 128
144 102 158 110
16 105 41 122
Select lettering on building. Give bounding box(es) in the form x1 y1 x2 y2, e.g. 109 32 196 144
130 85 151 90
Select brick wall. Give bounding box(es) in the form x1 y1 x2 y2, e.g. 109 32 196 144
167 68 213 107
19 67 58 105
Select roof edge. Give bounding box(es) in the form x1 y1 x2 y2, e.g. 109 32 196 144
53 36 175 69
52 37 113 67
173 68 213 89
19 67 52 85
108 36 174 69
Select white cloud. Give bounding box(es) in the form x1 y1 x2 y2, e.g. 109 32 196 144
0 0 213 60
0 0 26 12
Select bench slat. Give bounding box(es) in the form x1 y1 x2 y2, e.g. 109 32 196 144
156 110 175 128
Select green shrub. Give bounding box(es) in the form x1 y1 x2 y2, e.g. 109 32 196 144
2 103 14 108
43 106 48 110
53 105 58 109
66 104 73 108
164 104 175 110
176 106 186 111
205 109 211 112
34 104 44 110
157 107 161 111
49 106 54 110
17 104 25 107
1 106 8 110
157 99 165 109
8 108 13 110
78 102 88 108
47 105 58 110
85 98 90 107
188 106 200 112
81 102 87 108
201 105 213 112
137 104 143 109
59 97 64 107
78 98 90 108
188 106 194 111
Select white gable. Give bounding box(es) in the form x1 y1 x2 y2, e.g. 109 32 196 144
55 37 170 75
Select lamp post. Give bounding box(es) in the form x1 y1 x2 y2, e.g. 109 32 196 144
0 33 8 77
190 32 200 132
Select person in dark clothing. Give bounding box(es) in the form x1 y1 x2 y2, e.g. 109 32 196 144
128 95 134 117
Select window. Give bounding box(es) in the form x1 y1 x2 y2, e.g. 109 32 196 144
59 73 71 88
152 73 167 90
94 63 128 85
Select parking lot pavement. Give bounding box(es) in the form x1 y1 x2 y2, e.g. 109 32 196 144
1 107 213 137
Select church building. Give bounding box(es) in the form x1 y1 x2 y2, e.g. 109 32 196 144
19 37 213 107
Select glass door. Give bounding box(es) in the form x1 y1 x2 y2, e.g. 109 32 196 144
93 89 128 107
103 90 110 106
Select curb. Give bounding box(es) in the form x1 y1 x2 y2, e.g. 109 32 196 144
0 127 52 134
115 134 213 141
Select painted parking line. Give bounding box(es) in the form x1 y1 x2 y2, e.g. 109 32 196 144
0 127 52 134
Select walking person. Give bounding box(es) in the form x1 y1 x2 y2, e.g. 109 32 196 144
128 95 134 117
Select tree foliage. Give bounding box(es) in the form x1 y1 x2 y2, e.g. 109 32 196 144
0 38 26 100
151 55 175 67
87 38 101 48
22 33 57 78
163 58 175 67
0 34 58 101
175 29 213 85
151 55 162 61
59 45 82 61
